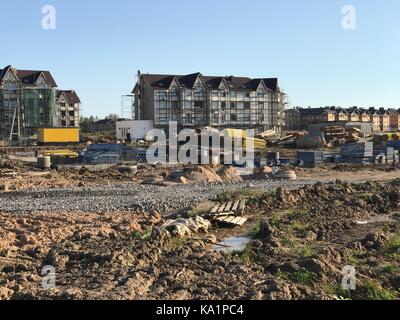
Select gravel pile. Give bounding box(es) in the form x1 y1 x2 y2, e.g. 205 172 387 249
0 180 318 214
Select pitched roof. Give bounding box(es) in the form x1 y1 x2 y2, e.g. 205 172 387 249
135 73 280 93
0 65 12 82
16 70 57 87
57 90 81 103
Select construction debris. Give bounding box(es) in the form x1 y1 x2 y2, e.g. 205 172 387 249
161 216 211 237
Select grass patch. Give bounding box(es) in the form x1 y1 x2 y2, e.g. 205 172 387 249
236 243 259 265
292 270 315 285
281 237 297 248
386 234 400 259
382 264 399 274
290 221 310 237
360 280 398 300
169 237 186 250
286 209 309 221
297 245 317 258
346 249 362 266
276 271 290 281
186 208 209 217
132 228 152 241
247 222 261 238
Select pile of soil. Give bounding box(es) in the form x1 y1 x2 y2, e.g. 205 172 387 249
167 165 242 184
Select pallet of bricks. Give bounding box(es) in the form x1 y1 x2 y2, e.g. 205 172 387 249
373 145 398 164
339 142 373 164
297 151 323 168
384 141 400 164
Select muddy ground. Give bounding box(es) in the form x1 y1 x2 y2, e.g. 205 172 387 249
1 179 399 300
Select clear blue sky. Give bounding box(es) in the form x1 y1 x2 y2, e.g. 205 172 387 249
1 0 399 117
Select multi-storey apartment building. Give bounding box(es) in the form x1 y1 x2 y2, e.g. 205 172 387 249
132 72 286 133
56 90 81 127
0 65 57 141
377 109 390 132
388 109 400 131
0 65 81 143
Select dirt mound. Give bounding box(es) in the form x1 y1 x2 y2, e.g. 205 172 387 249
217 166 243 182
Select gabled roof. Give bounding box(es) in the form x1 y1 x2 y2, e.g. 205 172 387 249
135 72 281 93
16 69 57 87
178 73 201 88
57 90 81 103
0 65 12 82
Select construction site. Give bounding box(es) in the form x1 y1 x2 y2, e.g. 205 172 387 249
1 112 400 300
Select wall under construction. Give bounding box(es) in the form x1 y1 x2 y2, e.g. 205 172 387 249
0 88 57 143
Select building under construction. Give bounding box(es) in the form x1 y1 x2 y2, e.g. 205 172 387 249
0 65 80 145
132 71 287 134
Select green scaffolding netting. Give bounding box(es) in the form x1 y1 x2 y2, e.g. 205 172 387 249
0 88 57 140
22 89 57 128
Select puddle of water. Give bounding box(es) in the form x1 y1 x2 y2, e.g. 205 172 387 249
213 236 251 252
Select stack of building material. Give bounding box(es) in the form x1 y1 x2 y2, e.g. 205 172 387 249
339 142 373 164
374 146 395 164
297 151 323 168
322 152 337 163
120 146 148 163
84 144 122 164
386 140 400 151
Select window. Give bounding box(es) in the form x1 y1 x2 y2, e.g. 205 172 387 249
230 114 237 122
61 111 66 117
221 102 226 111
230 102 236 110
69 103 74 108
171 101 179 112
244 102 250 110
69 111 74 117
194 101 204 109
245 92 250 98
230 91 237 98
212 102 219 110
184 101 192 109
212 113 219 124
185 90 192 99
60 103 66 108
184 113 193 124
220 92 227 98
69 121 75 127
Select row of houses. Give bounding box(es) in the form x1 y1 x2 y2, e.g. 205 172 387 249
285 107 400 132
0 65 81 142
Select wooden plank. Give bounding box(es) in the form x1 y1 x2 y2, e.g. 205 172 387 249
230 217 243 225
218 203 227 213
211 205 220 213
236 218 248 226
240 199 246 211
225 217 236 223
225 201 233 212
232 200 240 211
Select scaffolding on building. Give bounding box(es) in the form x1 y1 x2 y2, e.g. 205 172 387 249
0 88 57 144
153 88 284 134
121 95 135 119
